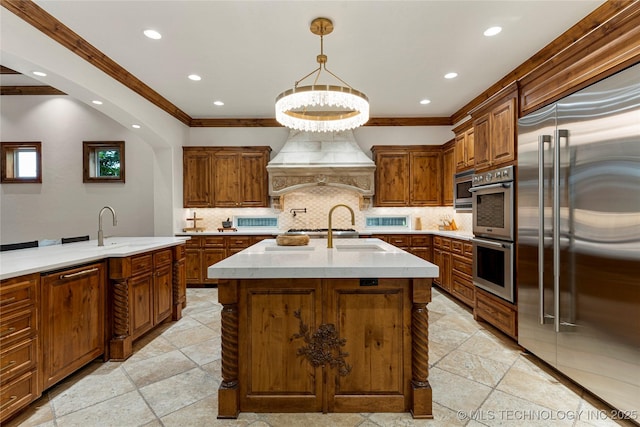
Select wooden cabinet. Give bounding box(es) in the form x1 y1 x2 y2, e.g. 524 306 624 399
372 146 441 207
432 236 452 293
221 276 431 418
409 235 433 263
180 235 271 286
474 288 517 339
109 247 182 360
472 89 517 171
41 262 105 390
183 148 214 207
183 146 271 208
0 274 40 424
454 124 475 172
450 240 474 307
441 140 455 206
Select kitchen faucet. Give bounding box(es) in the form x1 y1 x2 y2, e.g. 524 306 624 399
98 206 118 246
327 204 355 248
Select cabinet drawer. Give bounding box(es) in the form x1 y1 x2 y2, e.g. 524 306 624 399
410 235 432 247
131 254 153 275
451 273 474 307
184 236 202 249
475 290 517 338
463 242 473 258
0 369 38 423
153 249 173 267
203 236 225 247
387 235 410 247
450 239 464 255
0 274 38 313
0 308 35 347
433 236 451 250
0 338 37 382
226 236 252 248
452 255 472 277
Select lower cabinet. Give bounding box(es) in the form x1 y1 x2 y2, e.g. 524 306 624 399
180 234 271 286
219 277 432 418
0 274 40 423
109 247 181 360
41 262 106 390
474 288 517 339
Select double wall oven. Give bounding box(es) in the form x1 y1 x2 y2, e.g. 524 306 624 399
470 165 515 303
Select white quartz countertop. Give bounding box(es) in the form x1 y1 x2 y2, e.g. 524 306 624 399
0 237 189 280
208 238 439 279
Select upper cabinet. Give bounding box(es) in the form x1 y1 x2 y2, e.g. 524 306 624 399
372 145 441 207
441 140 455 206
183 146 271 208
454 123 474 172
472 85 517 171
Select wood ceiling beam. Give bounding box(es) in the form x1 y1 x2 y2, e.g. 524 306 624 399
1 86 66 95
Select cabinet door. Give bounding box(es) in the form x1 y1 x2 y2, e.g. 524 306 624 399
325 278 411 413
154 264 173 324
433 248 443 286
410 151 441 206
374 151 409 206
442 147 454 206
455 133 467 171
129 274 153 340
203 248 226 284
183 149 213 207
185 249 202 285
239 151 269 207
465 128 475 167
213 152 241 207
490 98 516 166
473 114 491 170
239 279 323 413
442 252 452 292
41 263 105 389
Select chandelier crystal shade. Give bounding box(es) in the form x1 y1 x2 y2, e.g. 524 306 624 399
275 18 369 132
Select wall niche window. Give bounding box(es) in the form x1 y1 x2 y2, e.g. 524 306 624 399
1 141 42 183
83 141 125 183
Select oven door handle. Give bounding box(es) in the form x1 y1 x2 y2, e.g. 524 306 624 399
471 237 508 249
468 182 511 192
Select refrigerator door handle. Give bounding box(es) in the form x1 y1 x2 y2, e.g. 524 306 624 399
553 129 569 333
538 134 552 325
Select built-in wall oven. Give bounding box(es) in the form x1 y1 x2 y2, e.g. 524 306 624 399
453 170 474 212
470 165 515 303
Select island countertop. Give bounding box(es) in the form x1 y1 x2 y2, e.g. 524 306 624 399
0 236 190 280
208 237 439 279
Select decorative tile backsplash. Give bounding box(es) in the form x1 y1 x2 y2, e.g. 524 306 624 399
180 186 472 233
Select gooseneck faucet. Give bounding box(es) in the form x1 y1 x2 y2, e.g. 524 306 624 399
327 204 355 249
98 206 118 246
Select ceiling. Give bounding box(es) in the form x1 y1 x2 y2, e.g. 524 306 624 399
4 1 605 122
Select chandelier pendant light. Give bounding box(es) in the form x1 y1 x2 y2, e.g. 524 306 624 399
275 17 369 132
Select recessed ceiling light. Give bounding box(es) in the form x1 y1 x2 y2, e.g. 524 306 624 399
484 26 502 37
188 74 202 81
132 124 141 129
143 29 162 40
419 99 431 105
32 71 47 77
213 101 224 106
92 100 103 105
444 72 458 79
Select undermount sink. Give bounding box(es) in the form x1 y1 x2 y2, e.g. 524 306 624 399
334 244 386 252
264 245 315 252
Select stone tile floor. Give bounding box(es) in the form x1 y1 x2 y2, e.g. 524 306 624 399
7 288 635 427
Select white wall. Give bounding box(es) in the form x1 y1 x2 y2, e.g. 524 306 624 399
0 96 155 243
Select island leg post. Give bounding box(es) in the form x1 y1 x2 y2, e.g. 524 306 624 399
218 279 240 419
411 278 433 419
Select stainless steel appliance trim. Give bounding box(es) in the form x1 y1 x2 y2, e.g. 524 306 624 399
471 237 506 248
472 237 515 303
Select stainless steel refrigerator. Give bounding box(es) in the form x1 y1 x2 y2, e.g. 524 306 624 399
517 62 640 414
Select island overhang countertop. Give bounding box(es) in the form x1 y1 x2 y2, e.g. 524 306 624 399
208 237 439 279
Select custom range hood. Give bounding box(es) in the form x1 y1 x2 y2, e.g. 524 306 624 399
267 130 375 209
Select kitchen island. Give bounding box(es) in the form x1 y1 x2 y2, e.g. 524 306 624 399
208 238 438 419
